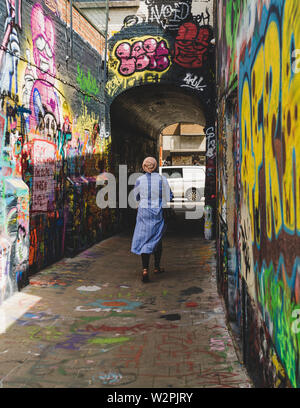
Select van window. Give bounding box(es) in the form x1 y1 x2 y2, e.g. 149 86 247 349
162 168 183 179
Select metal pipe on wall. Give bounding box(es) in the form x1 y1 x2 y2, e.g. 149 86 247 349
103 0 109 83
103 0 109 129
70 0 73 57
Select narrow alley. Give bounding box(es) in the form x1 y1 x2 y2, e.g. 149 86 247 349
0 0 299 391
0 216 251 388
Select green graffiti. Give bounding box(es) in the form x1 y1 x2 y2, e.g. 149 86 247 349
28 326 63 341
224 0 245 87
76 64 100 102
257 264 300 388
88 337 131 345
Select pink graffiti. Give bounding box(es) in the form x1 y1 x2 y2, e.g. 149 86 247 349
115 38 170 76
29 3 60 129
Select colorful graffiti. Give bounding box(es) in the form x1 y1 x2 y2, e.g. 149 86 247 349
0 90 30 301
0 0 113 301
217 0 300 388
114 36 171 77
0 0 22 97
106 0 215 112
217 0 246 91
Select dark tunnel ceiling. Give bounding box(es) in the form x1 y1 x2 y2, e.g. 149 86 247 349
110 84 206 139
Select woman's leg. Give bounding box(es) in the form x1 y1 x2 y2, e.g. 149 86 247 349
141 253 150 282
141 253 150 269
154 241 162 269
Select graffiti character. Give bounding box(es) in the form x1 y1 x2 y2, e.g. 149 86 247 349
174 22 210 68
27 3 60 135
0 0 21 98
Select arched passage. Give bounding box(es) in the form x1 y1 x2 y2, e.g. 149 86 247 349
110 84 207 172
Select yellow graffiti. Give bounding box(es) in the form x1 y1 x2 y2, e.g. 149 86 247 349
251 45 264 246
271 353 286 387
263 21 282 239
282 0 300 234
106 71 162 97
240 79 255 242
240 13 300 243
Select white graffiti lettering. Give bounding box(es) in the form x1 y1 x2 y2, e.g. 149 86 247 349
181 73 207 91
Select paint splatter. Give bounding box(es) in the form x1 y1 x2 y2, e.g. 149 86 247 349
180 287 203 296
87 299 141 311
76 286 101 292
88 337 131 345
160 313 181 321
185 302 199 308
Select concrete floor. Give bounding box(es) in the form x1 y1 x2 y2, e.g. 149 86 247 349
0 214 252 388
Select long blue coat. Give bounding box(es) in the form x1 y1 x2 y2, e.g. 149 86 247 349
131 172 173 255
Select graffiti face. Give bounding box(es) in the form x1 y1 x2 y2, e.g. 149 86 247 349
174 22 210 68
43 112 57 139
31 3 55 83
114 37 170 76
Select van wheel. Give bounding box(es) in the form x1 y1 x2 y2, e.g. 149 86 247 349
186 188 201 202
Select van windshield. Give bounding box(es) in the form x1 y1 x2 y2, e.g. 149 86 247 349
162 168 183 179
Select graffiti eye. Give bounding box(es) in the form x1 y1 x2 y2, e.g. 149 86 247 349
45 43 53 58
35 36 46 51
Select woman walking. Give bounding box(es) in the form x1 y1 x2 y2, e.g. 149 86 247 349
131 157 173 282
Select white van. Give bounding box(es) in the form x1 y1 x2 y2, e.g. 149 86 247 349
159 165 206 202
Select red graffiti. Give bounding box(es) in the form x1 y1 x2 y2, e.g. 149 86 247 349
185 301 199 307
101 301 128 307
174 23 210 68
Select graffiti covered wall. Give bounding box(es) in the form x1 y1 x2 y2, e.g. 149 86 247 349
106 0 216 207
0 0 114 303
107 0 215 106
217 0 300 388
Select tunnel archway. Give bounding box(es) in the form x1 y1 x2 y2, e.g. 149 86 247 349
110 83 208 173
109 82 216 236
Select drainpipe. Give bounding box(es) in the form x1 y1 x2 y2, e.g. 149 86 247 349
103 0 109 84
103 0 109 133
70 0 73 58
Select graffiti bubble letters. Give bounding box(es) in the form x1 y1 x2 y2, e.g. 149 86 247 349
146 0 191 30
114 37 170 76
174 23 210 68
181 73 207 91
